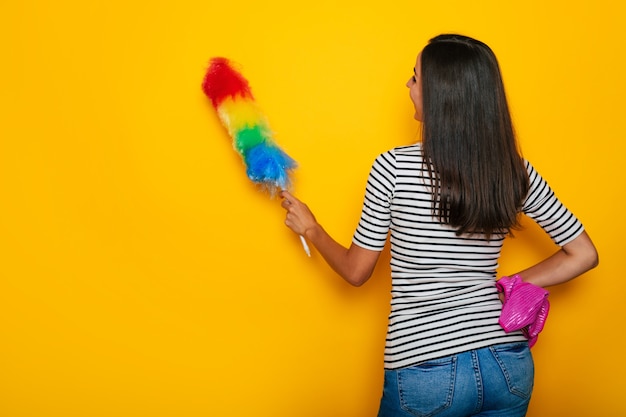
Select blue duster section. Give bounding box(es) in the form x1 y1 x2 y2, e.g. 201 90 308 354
245 142 297 193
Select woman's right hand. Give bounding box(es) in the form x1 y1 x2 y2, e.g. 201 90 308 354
280 190 317 238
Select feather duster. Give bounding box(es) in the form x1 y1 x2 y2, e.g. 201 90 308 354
202 57 309 256
202 57 296 194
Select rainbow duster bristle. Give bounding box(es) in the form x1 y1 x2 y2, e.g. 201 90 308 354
202 57 296 194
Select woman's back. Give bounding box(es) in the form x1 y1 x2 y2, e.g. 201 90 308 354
353 142 584 369
354 143 523 369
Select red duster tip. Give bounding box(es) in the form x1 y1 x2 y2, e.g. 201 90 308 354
202 57 254 108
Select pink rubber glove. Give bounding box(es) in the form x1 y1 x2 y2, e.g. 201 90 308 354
496 275 550 348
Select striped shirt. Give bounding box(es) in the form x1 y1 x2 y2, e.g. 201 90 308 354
353 143 584 370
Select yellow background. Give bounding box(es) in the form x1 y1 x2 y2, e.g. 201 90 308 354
1 1 624 416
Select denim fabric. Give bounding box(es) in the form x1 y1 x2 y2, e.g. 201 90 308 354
377 343 534 417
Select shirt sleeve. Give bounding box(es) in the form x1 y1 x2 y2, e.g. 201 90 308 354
522 160 585 246
352 151 396 251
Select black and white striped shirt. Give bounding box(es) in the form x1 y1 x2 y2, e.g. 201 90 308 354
353 143 584 369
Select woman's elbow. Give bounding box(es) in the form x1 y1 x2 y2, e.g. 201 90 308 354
341 246 380 287
342 268 375 287
580 234 599 272
565 231 599 274
572 237 599 275
586 246 599 271
344 272 371 287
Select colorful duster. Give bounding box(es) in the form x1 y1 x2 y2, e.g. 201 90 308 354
202 57 297 194
202 57 310 256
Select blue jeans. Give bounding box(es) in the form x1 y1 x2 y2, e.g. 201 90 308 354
377 342 534 417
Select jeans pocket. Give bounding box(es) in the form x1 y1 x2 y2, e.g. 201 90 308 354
396 356 456 417
490 342 534 399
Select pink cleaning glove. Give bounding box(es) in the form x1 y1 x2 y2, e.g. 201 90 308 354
496 275 550 348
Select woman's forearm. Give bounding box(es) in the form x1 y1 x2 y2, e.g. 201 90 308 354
304 223 380 286
281 190 381 286
513 231 599 288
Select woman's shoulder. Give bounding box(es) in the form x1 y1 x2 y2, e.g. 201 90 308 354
379 142 422 159
369 144 423 175
393 142 422 154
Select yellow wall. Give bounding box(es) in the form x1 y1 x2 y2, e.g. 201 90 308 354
1 1 623 416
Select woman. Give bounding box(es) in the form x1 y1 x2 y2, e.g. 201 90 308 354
280 34 598 417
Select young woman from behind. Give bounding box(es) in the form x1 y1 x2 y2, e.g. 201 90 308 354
280 34 598 417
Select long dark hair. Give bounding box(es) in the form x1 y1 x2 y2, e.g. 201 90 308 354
420 34 529 239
